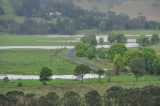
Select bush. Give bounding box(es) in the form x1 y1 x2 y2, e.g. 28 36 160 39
17 82 23 87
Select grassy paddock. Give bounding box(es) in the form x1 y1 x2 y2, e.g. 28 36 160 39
0 75 159 95
111 30 160 35
0 34 79 46
77 29 160 35
0 49 77 75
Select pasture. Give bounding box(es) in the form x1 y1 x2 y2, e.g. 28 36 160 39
0 49 77 75
0 34 80 46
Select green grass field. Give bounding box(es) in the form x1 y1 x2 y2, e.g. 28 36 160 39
77 29 160 35
0 75 160 95
0 34 79 46
0 49 77 75
111 30 160 35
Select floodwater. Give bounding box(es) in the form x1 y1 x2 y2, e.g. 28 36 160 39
0 74 104 80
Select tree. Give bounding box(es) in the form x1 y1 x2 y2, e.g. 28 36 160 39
97 49 107 59
62 91 82 106
74 64 90 83
81 34 97 46
129 57 146 80
107 44 127 61
113 54 123 75
123 49 141 65
137 35 150 47
86 46 96 59
151 33 160 44
85 90 102 106
39 67 52 85
75 40 96 59
3 77 9 87
139 48 156 74
19 18 38 34
96 69 105 82
108 32 126 43
152 55 160 75
38 92 60 106
75 41 90 57
13 0 40 17
99 37 104 44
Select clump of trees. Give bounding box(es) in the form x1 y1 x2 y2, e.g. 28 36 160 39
105 86 160 106
129 57 146 80
108 32 126 43
137 33 160 47
102 43 160 77
1 86 160 106
75 35 97 59
107 44 127 61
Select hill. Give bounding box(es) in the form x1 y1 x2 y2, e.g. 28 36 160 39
74 0 160 21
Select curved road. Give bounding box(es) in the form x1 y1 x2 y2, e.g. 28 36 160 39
65 49 102 70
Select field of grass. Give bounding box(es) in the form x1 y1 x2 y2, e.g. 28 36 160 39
0 75 160 95
112 30 160 35
0 49 77 75
0 34 79 46
77 29 160 35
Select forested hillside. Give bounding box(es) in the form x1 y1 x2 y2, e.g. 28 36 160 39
0 0 160 35
74 0 160 21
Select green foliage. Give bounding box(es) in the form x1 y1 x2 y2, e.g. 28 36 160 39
105 86 160 106
75 36 97 59
152 55 160 75
3 77 9 87
19 18 38 34
75 41 90 57
85 90 102 106
137 35 150 47
113 54 124 75
107 44 127 61
81 35 97 46
39 67 52 85
139 48 157 74
99 37 104 44
17 82 23 87
39 92 60 106
122 49 141 65
62 91 82 106
74 64 90 83
97 49 107 59
151 33 160 44
96 70 105 82
129 57 146 80
1 86 160 106
108 32 126 43
13 0 40 17
0 19 19 33
86 46 96 60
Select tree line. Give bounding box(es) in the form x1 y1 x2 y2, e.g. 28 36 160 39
0 86 160 106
